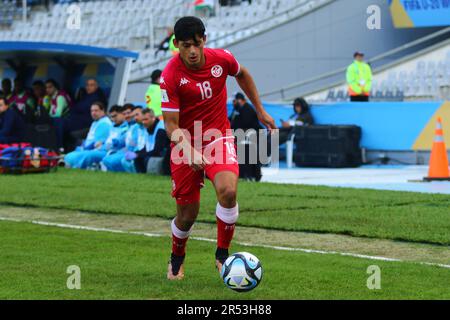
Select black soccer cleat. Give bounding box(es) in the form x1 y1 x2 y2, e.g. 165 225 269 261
167 253 185 280
215 248 229 274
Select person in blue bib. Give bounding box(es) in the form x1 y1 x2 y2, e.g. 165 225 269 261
133 108 169 173
65 101 112 168
64 105 128 169
101 106 147 172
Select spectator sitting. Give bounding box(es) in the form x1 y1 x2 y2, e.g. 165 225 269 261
45 79 71 118
66 78 107 133
32 80 51 124
63 78 107 151
63 105 128 170
279 97 314 145
101 106 146 173
64 101 112 168
133 108 168 174
10 77 35 123
32 80 51 110
0 95 25 143
1 79 14 104
123 103 136 125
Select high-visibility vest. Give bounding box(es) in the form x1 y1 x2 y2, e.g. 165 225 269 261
145 83 162 117
346 61 372 96
169 34 179 56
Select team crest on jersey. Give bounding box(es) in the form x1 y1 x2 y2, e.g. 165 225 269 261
211 65 223 78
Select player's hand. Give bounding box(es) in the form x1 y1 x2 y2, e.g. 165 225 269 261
189 148 210 171
257 110 277 132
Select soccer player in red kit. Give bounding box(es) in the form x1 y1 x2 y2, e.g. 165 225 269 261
161 16 276 280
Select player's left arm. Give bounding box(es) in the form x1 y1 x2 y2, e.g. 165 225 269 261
235 66 277 131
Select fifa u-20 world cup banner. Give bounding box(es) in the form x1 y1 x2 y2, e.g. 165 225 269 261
389 0 450 28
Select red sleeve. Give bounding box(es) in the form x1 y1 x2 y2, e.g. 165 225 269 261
160 63 180 112
221 49 240 77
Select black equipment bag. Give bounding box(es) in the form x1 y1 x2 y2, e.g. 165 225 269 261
294 125 362 168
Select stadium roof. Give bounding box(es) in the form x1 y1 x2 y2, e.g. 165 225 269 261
0 41 138 66
0 41 139 107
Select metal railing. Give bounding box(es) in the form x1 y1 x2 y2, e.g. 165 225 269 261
129 0 335 82
259 26 450 101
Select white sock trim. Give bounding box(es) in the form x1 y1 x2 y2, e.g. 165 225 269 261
171 218 192 239
216 203 239 225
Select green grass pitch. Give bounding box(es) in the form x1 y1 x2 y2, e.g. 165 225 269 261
0 169 449 299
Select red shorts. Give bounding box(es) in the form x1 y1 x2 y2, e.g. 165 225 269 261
170 136 239 205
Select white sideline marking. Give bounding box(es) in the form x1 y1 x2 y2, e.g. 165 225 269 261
1 216 450 270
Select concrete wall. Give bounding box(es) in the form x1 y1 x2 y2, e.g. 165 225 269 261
225 0 444 101
125 0 445 103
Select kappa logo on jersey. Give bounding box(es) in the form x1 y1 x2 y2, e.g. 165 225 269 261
211 65 223 78
179 78 190 86
161 89 169 103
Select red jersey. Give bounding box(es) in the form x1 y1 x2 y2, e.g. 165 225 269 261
160 48 240 146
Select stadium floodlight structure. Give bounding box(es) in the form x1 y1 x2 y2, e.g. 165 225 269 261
0 41 138 109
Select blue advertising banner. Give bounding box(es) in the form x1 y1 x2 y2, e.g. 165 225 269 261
389 0 450 28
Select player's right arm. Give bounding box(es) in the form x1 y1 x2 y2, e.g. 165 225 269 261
163 110 208 171
160 66 208 171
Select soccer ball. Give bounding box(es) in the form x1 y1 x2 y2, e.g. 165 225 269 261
221 252 263 292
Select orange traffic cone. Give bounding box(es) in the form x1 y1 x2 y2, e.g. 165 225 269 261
424 117 450 181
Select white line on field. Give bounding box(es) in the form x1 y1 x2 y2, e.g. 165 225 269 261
1 216 450 270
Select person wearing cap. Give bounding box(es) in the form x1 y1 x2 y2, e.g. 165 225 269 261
145 69 163 118
346 52 372 102
229 92 262 132
229 92 264 181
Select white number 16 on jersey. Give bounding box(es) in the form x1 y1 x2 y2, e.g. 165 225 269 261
196 81 213 100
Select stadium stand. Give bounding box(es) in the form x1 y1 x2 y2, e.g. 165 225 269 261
306 42 450 103
1 0 448 103
0 0 333 81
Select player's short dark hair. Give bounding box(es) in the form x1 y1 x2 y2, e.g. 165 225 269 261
174 16 205 44
109 105 123 113
92 101 106 111
123 103 135 111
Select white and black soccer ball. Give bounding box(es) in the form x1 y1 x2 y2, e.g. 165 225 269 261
221 252 263 292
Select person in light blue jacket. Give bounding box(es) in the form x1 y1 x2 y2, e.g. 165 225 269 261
65 105 128 169
101 106 147 172
65 101 112 168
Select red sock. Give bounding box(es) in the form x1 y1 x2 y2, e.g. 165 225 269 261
172 234 188 256
216 217 236 250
